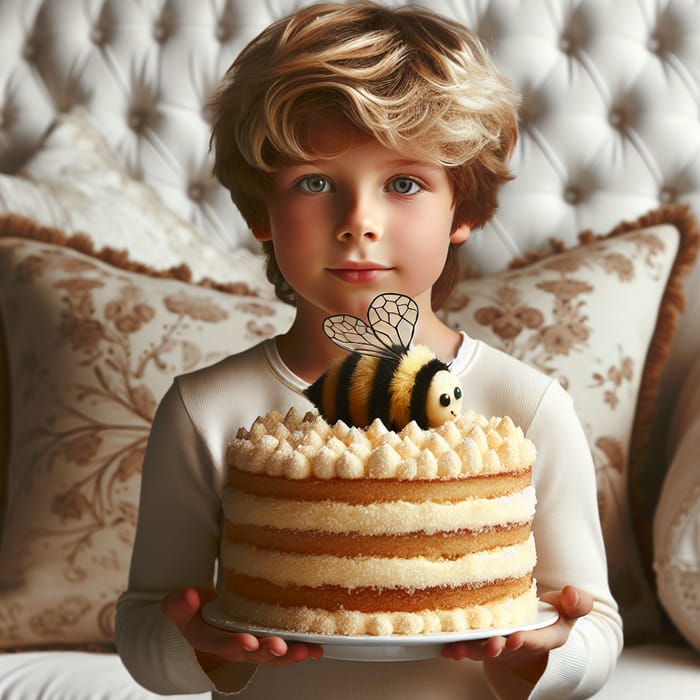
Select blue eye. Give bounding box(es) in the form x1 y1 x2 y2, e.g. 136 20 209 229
389 177 421 195
298 175 333 193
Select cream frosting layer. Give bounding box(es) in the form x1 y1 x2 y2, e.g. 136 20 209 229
227 408 536 480
222 534 536 589
221 582 539 635
222 485 536 536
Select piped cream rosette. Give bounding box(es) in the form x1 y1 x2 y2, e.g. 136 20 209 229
227 407 536 481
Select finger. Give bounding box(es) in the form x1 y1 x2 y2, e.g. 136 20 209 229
441 641 470 660
280 642 323 663
442 636 506 662
161 587 201 628
482 636 507 658
560 585 593 619
504 615 572 653
258 635 288 658
231 632 260 653
246 641 322 666
539 586 592 621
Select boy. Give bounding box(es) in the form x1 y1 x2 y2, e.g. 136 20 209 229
116 3 622 698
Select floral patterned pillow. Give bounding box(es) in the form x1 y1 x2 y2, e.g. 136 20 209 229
0 219 294 649
440 205 699 641
653 354 700 652
0 206 697 649
0 107 270 293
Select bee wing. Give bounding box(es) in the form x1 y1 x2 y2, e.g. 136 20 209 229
323 314 398 360
367 293 418 351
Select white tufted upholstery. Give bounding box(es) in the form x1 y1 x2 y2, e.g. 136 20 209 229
2 0 699 249
1 1 700 698
2 0 698 396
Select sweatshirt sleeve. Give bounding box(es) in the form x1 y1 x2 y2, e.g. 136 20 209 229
513 380 623 699
115 379 255 694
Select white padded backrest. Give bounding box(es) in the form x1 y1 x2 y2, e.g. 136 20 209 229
1 0 699 399
1 0 699 251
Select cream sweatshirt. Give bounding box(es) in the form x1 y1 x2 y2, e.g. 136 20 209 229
116 335 622 699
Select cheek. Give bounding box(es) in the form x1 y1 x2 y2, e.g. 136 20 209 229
270 205 322 251
268 213 325 286
269 202 310 236
393 204 454 247
395 222 452 270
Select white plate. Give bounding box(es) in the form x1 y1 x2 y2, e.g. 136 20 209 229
202 600 559 662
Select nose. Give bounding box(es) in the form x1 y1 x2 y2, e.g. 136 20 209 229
337 228 381 242
335 191 382 243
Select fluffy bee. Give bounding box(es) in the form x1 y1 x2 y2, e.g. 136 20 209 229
304 293 463 430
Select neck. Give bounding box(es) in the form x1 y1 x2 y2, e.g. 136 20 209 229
275 303 345 382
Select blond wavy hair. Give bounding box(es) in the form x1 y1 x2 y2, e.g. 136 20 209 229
210 1 519 308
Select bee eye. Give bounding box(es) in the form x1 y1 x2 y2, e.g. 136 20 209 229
439 394 451 407
454 387 462 400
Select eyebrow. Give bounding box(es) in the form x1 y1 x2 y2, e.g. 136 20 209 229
385 159 443 171
284 159 442 172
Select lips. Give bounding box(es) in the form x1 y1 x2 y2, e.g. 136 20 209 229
326 261 392 284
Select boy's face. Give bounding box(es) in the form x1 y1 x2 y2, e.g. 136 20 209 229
253 114 470 321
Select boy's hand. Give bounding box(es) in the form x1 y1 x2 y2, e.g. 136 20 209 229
441 585 593 684
162 587 323 671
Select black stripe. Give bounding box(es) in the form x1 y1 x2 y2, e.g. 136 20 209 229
369 357 399 428
334 353 361 425
410 359 448 429
303 372 326 417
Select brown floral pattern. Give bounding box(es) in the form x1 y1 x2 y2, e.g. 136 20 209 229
0 237 294 648
440 226 680 631
0 221 688 648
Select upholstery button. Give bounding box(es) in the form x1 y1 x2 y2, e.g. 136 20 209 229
91 27 106 45
128 108 147 131
660 187 676 203
188 183 205 202
153 22 168 42
559 35 573 54
564 186 580 204
23 38 38 61
609 110 624 128
215 22 229 41
647 35 662 53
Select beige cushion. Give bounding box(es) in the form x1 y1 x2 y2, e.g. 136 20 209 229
0 206 697 649
0 108 271 293
0 219 293 649
654 355 700 651
442 206 700 640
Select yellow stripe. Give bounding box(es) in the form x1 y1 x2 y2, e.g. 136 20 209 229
389 350 431 427
348 356 379 427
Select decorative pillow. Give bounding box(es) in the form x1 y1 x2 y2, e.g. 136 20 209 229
0 206 697 650
0 314 7 531
0 217 294 649
440 204 700 641
653 355 700 651
0 107 272 294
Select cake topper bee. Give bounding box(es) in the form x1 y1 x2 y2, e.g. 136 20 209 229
304 293 463 430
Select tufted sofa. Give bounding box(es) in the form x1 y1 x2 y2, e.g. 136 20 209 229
1 1 700 698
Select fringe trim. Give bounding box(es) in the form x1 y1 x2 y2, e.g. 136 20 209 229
0 642 117 655
508 204 700 646
0 213 259 297
507 204 699 490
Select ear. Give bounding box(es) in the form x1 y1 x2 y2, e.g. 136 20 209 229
251 224 272 242
450 221 471 245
